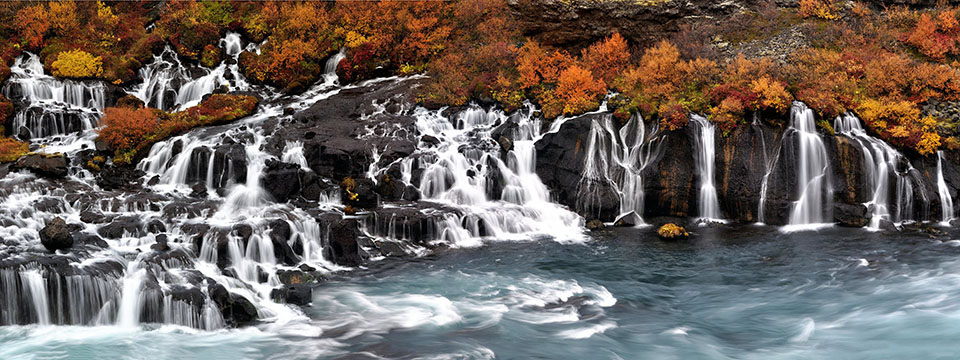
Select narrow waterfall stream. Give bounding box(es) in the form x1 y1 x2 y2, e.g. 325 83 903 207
835 113 923 228
689 114 722 222
937 150 955 224
577 113 661 225
786 102 832 228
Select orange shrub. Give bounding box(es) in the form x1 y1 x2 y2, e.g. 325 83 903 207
0 137 27 163
542 65 606 118
582 33 630 84
902 12 960 61
658 102 688 131
17 4 49 50
798 0 840 20
98 107 161 153
516 41 574 89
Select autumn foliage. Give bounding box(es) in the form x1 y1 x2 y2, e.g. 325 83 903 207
98 94 258 164
98 107 161 154
51 49 103 79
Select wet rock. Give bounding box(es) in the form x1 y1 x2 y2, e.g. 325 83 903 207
270 285 312 305
326 219 363 266
189 183 208 198
224 293 258 326
79 209 109 224
72 233 107 248
498 136 513 153
14 153 68 178
586 219 605 231
150 234 170 252
536 115 623 221
146 219 166 234
39 217 73 251
420 134 441 148
657 223 689 241
834 203 868 228
34 198 65 213
261 159 302 203
211 143 247 189
97 216 144 239
341 177 379 209
268 219 299 265
97 166 144 191
614 212 641 227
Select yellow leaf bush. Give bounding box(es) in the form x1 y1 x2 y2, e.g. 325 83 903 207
51 50 103 79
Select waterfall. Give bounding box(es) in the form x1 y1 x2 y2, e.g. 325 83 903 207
2 52 104 140
131 33 251 112
413 104 584 244
786 102 831 227
21 270 51 325
689 114 722 222
835 113 921 228
937 150 955 224
576 114 659 225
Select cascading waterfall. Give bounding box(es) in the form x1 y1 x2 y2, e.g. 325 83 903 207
412 104 584 244
937 150 955 224
2 52 104 140
132 33 250 112
576 113 660 225
689 114 722 222
835 113 922 228
787 102 832 227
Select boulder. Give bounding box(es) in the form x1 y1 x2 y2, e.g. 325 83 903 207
39 217 73 251
261 159 301 203
14 154 68 178
657 223 689 241
270 285 312 305
340 177 379 209
834 203 868 228
586 219 605 231
326 219 363 266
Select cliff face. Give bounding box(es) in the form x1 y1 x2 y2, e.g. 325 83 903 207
508 0 759 49
535 112 960 227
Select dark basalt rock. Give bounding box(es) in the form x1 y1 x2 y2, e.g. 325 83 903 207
96 165 145 191
267 78 422 181
39 217 73 252
834 203 868 228
715 122 781 223
586 219 605 231
341 178 380 209
80 209 111 224
270 284 312 305
268 219 299 266
189 183 208 198
150 234 171 252
261 159 302 203
13 154 68 178
326 218 363 266
536 115 615 219
97 216 144 239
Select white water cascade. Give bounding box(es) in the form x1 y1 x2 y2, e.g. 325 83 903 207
2 52 103 140
689 114 722 222
937 150 955 224
835 113 922 228
787 102 832 227
132 33 250 112
412 104 585 244
577 113 661 225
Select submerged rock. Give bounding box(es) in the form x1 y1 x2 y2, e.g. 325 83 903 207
39 217 73 251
